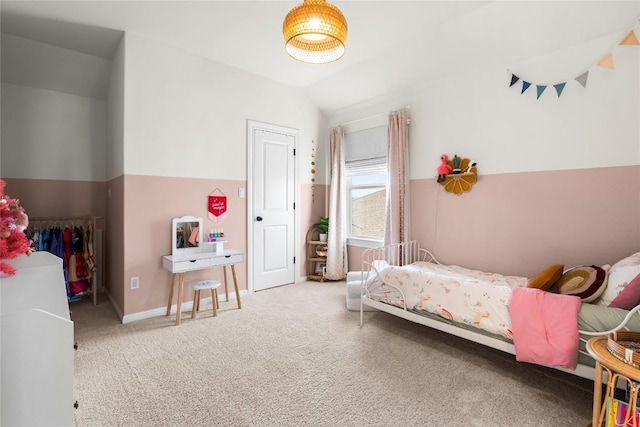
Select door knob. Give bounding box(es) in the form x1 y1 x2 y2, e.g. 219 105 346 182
256 216 263 222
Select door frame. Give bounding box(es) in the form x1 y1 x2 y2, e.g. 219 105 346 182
246 120 300 293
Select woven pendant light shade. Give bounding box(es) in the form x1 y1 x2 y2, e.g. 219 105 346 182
283 0 347 64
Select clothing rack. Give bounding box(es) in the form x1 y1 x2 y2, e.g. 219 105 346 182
28 215 101 306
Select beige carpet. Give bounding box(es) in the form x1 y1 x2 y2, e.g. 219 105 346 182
71 281 594 426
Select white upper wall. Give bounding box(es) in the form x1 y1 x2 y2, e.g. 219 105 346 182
329 23 640 179
2 2 637 183
122 32 327 182
1 82 107 181
1 32 110 182
0 31 327 184
106 35 126 180
1 33 112 99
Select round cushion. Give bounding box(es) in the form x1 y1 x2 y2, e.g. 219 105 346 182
555 265 607 302
191 280 221 290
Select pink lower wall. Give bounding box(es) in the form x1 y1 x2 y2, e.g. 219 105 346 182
122 175 248 316
348 245 367 272
2 177 111 299
3 178 106 219
331 166 640 275
409 166 640 278
106 176 124 314
3 176 324 319
6 165 639 318
121 179 325 316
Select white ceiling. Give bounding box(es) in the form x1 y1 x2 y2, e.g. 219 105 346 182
1 1 638 115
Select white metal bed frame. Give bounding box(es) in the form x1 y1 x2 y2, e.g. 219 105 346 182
359 240 640 383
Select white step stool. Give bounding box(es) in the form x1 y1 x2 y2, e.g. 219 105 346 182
191 279 221 319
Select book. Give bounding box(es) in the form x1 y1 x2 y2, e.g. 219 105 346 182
606 397 640 427
606 397 618 427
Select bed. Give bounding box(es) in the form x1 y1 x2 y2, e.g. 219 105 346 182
358 240 640 382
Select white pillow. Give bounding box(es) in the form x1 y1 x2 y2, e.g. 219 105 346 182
371 259 389 271
598 252 640 307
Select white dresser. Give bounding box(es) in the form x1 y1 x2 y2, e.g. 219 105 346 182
1 252 74 426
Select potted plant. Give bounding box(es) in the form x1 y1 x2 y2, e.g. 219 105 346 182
317 216 329 242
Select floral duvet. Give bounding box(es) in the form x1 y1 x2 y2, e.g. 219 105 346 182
367 261 529 339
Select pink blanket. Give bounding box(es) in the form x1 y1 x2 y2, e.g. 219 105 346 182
509 287 581 369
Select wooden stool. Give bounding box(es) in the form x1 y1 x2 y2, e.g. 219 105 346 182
191 280 221 319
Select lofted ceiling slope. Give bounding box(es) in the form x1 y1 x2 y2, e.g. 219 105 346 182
1 1 638 115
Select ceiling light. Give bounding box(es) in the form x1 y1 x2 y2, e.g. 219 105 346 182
283 0 348 64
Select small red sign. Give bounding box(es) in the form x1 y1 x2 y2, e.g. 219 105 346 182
208 195 227 223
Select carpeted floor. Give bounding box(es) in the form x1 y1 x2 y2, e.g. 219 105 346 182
71 280 594 426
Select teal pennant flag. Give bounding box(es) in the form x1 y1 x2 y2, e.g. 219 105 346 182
521 81 531 94
536 85 547 99
510 74 520 87
554 83 566 97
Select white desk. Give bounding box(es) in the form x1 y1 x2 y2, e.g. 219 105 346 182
162 249 244 325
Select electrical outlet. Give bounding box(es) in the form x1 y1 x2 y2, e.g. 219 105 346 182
130 276 140 290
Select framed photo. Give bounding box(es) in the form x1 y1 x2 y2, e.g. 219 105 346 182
316 263 326 275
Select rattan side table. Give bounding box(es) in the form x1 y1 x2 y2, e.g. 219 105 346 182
587 336 640 427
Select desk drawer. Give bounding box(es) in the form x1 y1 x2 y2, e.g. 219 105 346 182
211 253 244 267
173 258 211 272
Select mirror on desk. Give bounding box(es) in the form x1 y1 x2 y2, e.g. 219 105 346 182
172 215 203 256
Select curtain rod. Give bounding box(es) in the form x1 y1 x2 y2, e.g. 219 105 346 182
329 106 410 129
332 112 387 128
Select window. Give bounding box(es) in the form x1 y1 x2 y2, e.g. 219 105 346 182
344 125 388 242
348 166 387 240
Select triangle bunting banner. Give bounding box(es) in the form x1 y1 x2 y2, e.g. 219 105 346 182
553 83 566 97
620 30 640 46
597 53 615 69
508 21 638 100
575 71 589 88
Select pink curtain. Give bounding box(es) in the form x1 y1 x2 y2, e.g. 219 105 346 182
325 127 347 280
384 110 410 245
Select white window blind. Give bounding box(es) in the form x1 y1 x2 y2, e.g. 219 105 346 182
344 125 388 168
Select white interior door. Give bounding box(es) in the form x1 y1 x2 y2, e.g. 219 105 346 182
250 123 297 292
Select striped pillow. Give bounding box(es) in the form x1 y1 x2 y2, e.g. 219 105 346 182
555 265 607 303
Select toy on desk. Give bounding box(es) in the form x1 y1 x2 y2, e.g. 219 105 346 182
208 228 225 242
206 228 226 254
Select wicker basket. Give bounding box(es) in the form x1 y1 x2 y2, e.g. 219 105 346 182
607 331 640 368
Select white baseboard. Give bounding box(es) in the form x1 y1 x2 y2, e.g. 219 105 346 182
120 289 249 324
106 290 124 320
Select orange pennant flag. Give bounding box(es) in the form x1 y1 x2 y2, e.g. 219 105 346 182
619 30 640 46
597 53 614 69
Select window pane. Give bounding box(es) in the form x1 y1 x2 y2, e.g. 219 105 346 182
347 154 388 241
351 188 386 239
351 173 387 186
